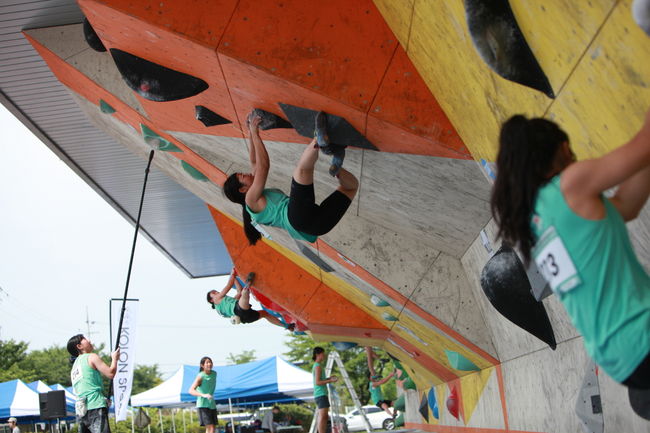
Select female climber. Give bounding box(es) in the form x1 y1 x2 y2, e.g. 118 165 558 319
223 111 358 245
206 268 290 329
312 347 338 433
490 110 650 389
188 356 217 433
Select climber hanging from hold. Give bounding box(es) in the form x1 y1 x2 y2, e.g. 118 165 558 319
223 110 358 246
206 268 292 330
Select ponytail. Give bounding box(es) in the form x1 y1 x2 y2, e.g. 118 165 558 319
223 174 262 245
491 115 568 263
67 334 84 365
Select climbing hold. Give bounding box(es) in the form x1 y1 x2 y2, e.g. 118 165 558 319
633 0 650 36
446 386 460 420
181 160 208 181
629 387 650 421
110 49 209 102
370 295 390 307
575 360 603 433
393 394 405 412
140 124 182 152
445 350 480 372
418 393 429 422
195 106 231 127
250 108 293 130
464 0 554 98
428 387 439 419
294 240 334 272
331 342 358 351
381 312 399 322
278 103 378 150
83 18 106 52
99 99 115 114
480 244 557 350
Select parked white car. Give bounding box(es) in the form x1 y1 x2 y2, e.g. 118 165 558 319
343 405 396 431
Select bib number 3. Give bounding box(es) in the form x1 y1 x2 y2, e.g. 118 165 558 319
534 226 582 294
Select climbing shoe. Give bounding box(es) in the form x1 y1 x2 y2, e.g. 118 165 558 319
314 111 329 147
327 145 346 177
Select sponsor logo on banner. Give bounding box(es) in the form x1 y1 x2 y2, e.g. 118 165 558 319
111 300 138 421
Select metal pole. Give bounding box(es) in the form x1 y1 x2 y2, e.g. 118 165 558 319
228 398 235 433
159 408 164 433
131 408 135 433
171 409 176 433
182 409 186 433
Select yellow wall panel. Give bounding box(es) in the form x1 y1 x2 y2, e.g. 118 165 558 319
548 0 650 159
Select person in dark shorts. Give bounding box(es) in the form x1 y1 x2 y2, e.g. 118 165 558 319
67 334 120 433
312 347 338 433
368 371 396 417
206 268 287 329
189 357 218 433
223 111 358 246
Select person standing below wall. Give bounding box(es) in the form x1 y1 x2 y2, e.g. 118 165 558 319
7 417 19 433
491 110 650 388
261 406 280 433
67 334 119 433
189 357 218 433
312 347 338 433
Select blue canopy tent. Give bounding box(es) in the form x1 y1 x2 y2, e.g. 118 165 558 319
131 356 314 408
0 379 40 421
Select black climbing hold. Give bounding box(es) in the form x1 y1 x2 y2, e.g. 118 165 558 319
83 17 106 52
251 108 293 130
110 49 209 102
294 240 334 272
278 103 378 150
195 106 231 127
629 387 650 421
464 0 555 98
480 244 557 349
418 393 429 422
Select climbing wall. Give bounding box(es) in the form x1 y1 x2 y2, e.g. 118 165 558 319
24 0 650 432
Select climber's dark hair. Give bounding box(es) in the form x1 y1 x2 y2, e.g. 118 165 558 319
223 173 261 245
67 334 84 365
491 115 569 263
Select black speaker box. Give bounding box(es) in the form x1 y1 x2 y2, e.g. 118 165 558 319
39 390 67 419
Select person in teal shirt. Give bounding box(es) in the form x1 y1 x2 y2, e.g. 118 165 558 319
189 357 218 433
368 371 396 417
491 110 650 388
67 334 119 433
223 111 358 246
312 347 338 433
206 268 288 329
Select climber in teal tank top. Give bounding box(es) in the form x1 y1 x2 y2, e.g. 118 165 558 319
223 110 358 246
67 334 119 433
491 110 650 388
312 347 338 433
189 357 218 433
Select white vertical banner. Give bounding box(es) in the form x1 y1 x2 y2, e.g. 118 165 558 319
111 299 139 421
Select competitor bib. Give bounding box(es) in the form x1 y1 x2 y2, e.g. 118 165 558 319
534 226 582 294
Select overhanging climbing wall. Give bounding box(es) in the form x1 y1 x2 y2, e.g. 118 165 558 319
22 0 650 432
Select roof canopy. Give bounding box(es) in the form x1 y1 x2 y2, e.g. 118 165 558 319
131 356 314 408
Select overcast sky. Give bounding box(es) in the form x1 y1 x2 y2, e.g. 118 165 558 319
0 104 289 379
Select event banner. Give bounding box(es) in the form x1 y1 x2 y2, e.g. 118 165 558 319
110 299 139 421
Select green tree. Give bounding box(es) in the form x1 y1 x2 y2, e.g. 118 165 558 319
226 349 257 364
283 335 396 407
0 339 33 382
19 345 74 386
132 364 163 394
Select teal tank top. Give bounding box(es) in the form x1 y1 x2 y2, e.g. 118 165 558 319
70 354 106 410
196 371 217 409
246 189 317 243
533 175 650 381
312 362 328 398
215 296 236 318
368 381 383 405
